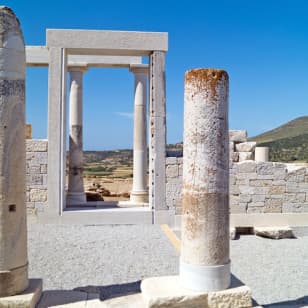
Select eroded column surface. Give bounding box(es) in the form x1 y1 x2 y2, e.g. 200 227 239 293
67 67 87 205
130 65 148 203
255 146 269 162
0 6 29 296
180 68 230 292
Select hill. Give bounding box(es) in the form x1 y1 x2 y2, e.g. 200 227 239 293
249 116 308 144
250 116 308 162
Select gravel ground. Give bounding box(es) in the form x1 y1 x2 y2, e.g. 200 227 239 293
28 224 308 307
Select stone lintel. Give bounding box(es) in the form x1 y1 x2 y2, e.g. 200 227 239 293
141 276 252 308
26 46 143 68
46 29 168 55
0 279 42 308
130 64 149 74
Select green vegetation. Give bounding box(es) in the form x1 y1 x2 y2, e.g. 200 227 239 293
250 116 308 162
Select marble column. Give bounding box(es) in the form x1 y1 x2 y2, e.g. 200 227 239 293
180 69 230 292
67 66 87 205
255 146 269 162
130 65 148 203
0 6 29 296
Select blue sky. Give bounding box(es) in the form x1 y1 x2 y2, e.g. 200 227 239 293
6 0 308 150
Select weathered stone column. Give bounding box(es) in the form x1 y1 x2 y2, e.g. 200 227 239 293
130 65 148 203
0 6 29 296
67 66 87 205
180 69 230 291
255 146 269 162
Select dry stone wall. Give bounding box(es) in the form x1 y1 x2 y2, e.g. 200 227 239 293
26 139 48 214
167 158 308 215
166 130 308 215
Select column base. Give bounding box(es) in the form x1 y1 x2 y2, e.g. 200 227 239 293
0 263 28 297
66 192 86 206
141 275 252 308
130 190 148 203
0 279 42 308
180 259 231 292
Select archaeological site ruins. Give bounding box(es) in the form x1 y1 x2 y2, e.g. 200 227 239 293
0 4 307 307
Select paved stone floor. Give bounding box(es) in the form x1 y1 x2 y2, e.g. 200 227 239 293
28 223 308 307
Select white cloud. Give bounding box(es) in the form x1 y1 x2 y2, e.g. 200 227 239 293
115 112 134 119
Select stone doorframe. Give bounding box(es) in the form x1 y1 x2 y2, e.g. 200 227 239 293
28 30 168 223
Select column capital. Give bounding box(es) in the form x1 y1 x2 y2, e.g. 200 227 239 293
130 64 148 75
68 65 88 73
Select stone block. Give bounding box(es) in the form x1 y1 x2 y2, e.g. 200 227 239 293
238 185 254 194
166 157 177 165
26 139 48 152
256 174 274 180
237 161 256 173
230 203 247 213
30 189 47 202
0 279 42 308
286 182 298 193
235 141 256 152
249 179 272 187
207 286 252 308
272 180 286 186
25 123 32 139
282 202 306 213
285 193 305 203
254 187 270 195
40 164 47 174
247 206 264 213
236 173 257 180
256 162 275 175
27 174 43 186
264 198 282 213
239 194 252 203
141 276 252 308
231 152 239 162
230 185 239 195
229 130 247 142
28 164 41 174
254 226 294 239
252 194 265 202
238 152 253 161
269 185 285 195
166 164 178 178
229 141 235 152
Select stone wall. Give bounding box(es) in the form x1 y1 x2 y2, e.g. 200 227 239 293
26 139 48 214
166 158 308 215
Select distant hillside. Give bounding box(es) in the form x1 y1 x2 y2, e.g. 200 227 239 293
249 116 308 144
250 116 308 162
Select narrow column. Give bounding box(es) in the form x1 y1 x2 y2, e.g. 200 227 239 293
180 69 230 292
0 6 29 296
149 51 167 217
255 146 269 162
130 65 148 203
67 66 87 205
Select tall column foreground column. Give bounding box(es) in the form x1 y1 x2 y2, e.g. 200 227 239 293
67 67 87 205
0 6 29 296
180 69 230 292
130 65 148 203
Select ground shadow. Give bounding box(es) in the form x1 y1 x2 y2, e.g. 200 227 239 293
74 280 141 300
262 296 308 307
231 273 259 307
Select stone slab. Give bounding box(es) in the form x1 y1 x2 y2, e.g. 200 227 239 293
46 30 168 55
254 226 294 239
235 142 256 152
0 279 42 308
26 46 143 68
229 130 247 142
141 276 252 308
